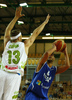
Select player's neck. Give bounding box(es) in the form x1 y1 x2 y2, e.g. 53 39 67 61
48 63 53 68
11 39 19 43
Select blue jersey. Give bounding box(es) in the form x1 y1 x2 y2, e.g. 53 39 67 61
26 62 57 99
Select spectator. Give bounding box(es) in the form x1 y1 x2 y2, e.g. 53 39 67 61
58 81 63 88
53 91 58 99
59 87 64 93
63 81 67 86
49 92 53 99
55 85 59 92
18 90 22 99
52 82 57 87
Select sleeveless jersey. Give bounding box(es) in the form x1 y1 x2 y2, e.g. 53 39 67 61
26 62 57 99
1 41 27 76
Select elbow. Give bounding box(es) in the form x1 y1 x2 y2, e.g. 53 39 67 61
67 65 70 69
68 62 70 68
68 65 70 68
45 52 49 58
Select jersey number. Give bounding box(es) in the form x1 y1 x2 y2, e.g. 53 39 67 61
7 50 20 64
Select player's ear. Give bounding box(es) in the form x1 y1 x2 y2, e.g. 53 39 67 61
18 37 20 41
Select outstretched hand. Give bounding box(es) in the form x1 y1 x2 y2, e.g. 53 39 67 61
45 14 51 24
15 7 25 18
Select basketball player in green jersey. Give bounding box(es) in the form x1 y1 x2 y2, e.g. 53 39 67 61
0 7 50 100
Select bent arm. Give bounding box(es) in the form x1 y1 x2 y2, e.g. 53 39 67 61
36 45 56 72
24 14 50 50
56 47 70 74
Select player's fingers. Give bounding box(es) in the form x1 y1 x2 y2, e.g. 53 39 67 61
21 14 25 17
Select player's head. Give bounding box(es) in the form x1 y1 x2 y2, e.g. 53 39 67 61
47 52 55 64
10 29 22 42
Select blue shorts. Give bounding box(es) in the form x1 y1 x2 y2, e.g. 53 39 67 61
25 92 49 100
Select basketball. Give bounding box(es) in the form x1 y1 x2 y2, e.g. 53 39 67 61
54 40 66 52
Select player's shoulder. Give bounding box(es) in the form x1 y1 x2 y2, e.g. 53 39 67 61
6 41 11 46
51 66 57 71
16 41 24 45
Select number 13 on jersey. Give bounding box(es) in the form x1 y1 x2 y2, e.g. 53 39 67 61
7 50 20 64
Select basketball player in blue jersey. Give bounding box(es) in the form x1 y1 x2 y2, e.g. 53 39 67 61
25 43 70 100
0 7 50 100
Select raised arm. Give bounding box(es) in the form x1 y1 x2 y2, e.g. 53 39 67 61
56 46 70 74
24 14 50 51
4 7 24 48
36 44 56 72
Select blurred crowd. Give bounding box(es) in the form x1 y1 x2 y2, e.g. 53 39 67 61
17 79 72 100
48 81 72 100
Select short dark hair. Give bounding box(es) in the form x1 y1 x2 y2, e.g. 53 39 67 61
47 60 53 63
10 29 21 37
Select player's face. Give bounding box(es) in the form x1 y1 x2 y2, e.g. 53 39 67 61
48 54 55 61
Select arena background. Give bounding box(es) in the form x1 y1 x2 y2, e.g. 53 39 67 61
0 0 72 100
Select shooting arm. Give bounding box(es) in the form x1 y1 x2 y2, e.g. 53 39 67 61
56 47 70 74
36 45 56 72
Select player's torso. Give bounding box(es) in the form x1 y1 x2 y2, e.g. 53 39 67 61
27 62 56 98
1 41 27 75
